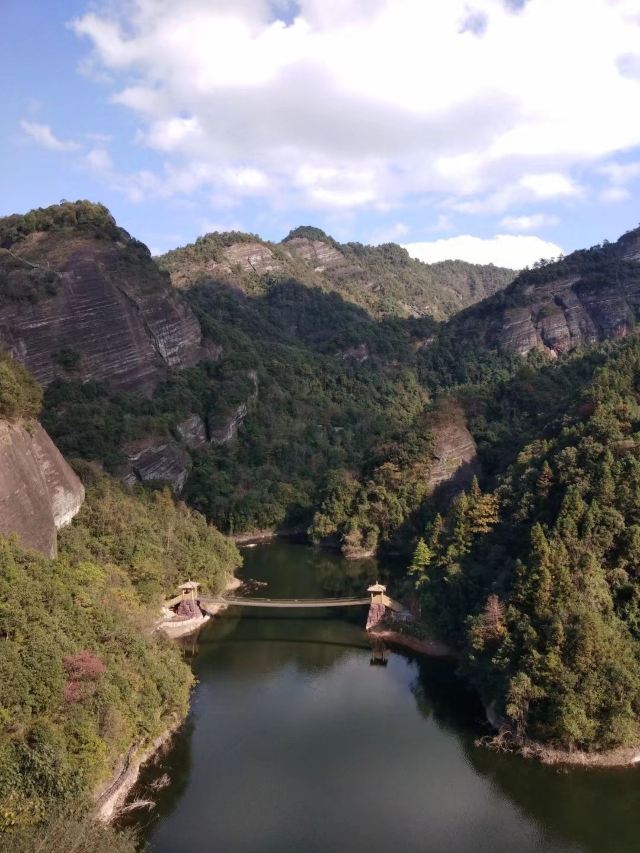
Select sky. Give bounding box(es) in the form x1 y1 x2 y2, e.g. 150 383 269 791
2 0 640 268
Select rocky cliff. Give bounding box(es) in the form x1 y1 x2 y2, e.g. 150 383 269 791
426 403 480 496
0 419 84 556
431 226 640 363
0 202 205 394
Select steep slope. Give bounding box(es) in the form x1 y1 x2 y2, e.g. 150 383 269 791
0 201 205 393
0 418 84 557
419 226 640 391
158 225 515 321
412 337 640 754
0 352 84 556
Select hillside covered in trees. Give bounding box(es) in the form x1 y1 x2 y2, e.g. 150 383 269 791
158 224 515 321
411 338 640 753
6 201 640 762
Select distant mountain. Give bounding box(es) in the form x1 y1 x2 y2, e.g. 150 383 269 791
418 225 640 390
157 225 515 322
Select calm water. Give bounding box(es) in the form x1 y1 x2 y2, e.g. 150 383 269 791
127 543 640 853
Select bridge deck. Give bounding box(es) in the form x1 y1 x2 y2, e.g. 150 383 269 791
202 596 370 609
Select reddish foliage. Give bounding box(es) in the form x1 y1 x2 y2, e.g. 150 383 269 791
63 650 106 682
577 400 596 419
63 680 88 703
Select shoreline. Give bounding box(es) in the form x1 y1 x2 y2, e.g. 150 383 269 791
230 528 306 545
485 735 640 769
95 715 184 823
368 626 454 658
97 574 242 822
156 574 242 638
371 625 640 768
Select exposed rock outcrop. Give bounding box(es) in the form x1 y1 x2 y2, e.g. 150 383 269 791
158 229 515 322
209 370 258 445
283 237 346 271
209 403 249 445
0 419 84 556
337 342 369 362
123 437 191 494
0 228 204 394
427 404 479 495
176 414 208 449
475 228 640 358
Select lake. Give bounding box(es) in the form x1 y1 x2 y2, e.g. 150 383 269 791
126 542 640 853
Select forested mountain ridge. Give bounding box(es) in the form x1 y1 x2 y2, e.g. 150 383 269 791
0 343 240 843
412 337 640 753
418 225 640 390
158 224 515 321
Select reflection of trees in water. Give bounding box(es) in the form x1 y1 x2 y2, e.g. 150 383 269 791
462 722 640 853
314 552 382 597
410 657 485 739
409 659 640 853
117 718 195 847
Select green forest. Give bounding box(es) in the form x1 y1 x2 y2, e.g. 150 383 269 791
5 201 640 849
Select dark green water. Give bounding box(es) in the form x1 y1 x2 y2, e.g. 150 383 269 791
128 543 640 853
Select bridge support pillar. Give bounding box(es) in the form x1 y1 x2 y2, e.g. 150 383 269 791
366 582 387 631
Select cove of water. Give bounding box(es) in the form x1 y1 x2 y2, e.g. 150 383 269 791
126 542 640 853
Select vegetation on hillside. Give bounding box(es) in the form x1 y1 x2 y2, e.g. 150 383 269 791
157 226 514 321
0 470 239 838
411 338 640 752
0 352 42 419
0 201 124 248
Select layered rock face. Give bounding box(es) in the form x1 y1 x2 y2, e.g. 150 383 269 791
158 229 515 322
282 237 347 271
123 437 192 494
427 404 479 495
176 414 208 449
496 276 636 357
487 230 640 358
0 230 204 393
0 419 84 557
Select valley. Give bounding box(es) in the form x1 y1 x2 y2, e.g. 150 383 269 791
3 201 640 849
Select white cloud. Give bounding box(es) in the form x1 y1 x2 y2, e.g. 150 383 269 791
452 172 582 214
20 120 80 151
200 220 245 234
371 222 410 243
70 0 640 211
428 214 454 232
404 234 563 269
500 213 559 231
86 147 113 173
599 159 640 202
601 186 632 203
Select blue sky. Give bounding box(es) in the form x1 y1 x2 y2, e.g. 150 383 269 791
2 0 640 266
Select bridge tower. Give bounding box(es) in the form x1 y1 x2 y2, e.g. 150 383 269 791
179 580 200 603
366 582 387 630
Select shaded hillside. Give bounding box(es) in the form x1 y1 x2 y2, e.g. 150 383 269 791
0 201 205 393
419 226 640 390
157 225 515 321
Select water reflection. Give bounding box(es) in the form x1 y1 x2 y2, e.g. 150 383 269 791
124 543 640 853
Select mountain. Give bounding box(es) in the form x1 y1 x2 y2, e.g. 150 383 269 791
5 196 640 798
418 225 640 391
157 224 515 321
0 201 205 394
